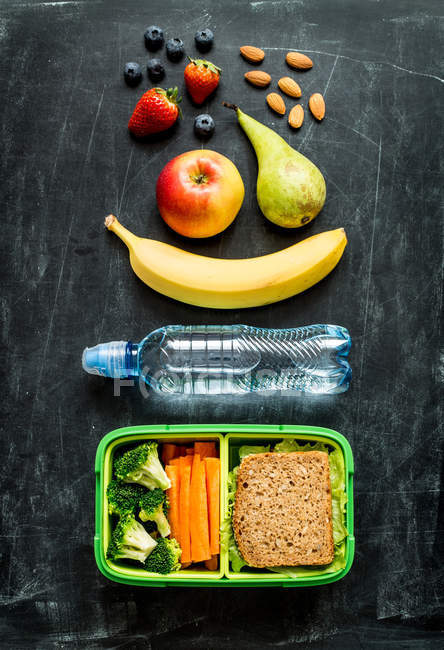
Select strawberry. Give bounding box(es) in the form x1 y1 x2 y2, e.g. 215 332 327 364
184 58 221 105
128 87 181 137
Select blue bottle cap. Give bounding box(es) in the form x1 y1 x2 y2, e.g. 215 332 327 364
82 341 130 378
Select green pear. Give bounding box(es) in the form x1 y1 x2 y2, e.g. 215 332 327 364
229 105 326 228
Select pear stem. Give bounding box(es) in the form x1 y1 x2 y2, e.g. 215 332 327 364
222 102 239 111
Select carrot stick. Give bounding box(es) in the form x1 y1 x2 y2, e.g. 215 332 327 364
194 442 217 459
161 443 177 465
204 457 220 555
179 455 193 470
165 465 180 542
190 454 211 563
169 457 181 467
198 462 211 560
186 447 194 455
205 555 218 571
179 465 191 564
178 445 188 457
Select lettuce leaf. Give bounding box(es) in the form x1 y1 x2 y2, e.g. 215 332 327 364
221 439 348 578
238 445 270 462
222 466 249 572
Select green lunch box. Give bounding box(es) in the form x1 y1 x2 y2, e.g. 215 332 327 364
95 424 355 587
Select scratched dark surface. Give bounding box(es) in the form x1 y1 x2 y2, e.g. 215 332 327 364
1 0 443 647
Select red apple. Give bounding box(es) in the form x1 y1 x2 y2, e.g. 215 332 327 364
156 150 245 238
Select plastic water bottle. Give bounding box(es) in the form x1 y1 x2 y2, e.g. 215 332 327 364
82 324 351 395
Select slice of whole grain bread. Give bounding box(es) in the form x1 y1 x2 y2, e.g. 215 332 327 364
232 451 334 568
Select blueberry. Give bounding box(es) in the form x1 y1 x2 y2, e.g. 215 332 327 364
166 38 185 62
194 114 215 138
194 28 214 53
147 58 165 82
144 25 164 51
123 62 142 87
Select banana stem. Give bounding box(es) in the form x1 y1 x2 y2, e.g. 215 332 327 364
104 214 139 248
222 102 239 112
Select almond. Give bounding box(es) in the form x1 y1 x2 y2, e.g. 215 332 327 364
266 92 286 115
286 52 313 70
288 105 304 129
244 70 271 87
278 76 302 98
309 93 325 120
240 45 265 63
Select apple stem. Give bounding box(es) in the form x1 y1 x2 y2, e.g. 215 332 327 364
190 172 208 184
222 102 239 112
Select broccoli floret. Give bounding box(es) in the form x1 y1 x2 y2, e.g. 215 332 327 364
144 521 158 535
114 442 171 491
145 538 182 574
139 489 171 537
107 513 157 564
106 480 146 517
143 499 169 535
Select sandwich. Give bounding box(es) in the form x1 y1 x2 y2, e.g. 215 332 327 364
232 451 334 567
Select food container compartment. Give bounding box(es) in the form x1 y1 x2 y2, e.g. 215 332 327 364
95 426 225 586
223 427 354 586
95 424 354 587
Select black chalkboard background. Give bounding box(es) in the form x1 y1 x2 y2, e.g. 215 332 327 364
1 0 443 647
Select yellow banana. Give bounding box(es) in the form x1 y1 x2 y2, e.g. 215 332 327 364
105 215 347 309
